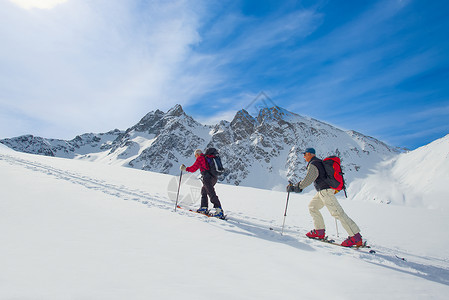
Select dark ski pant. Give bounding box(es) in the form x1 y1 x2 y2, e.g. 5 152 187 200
201 173 222 208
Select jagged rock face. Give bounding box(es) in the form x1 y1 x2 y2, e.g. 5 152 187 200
208 106 399 188
0 104 401 190
132 109 165 134
0 135 57 156
230 110 257 140
0 130 122 159
108 105 208 173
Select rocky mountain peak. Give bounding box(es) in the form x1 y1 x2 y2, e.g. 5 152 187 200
133 109 165 133
230 109 258 140
231 109 257 126
257 106 297 123
166 104 185 117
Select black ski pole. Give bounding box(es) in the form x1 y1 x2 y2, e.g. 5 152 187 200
174 170 183 211
281 189 291 236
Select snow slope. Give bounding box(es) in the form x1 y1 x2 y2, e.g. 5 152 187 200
349 134 449 210
1 145 448 299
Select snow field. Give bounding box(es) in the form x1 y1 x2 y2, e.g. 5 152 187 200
1 147 448 299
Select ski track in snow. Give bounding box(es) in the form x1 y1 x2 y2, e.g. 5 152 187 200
2 153 449 287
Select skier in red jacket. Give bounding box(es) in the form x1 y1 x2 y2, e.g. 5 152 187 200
181 149 224 218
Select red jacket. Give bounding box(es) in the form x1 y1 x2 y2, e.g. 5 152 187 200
186 154 210 173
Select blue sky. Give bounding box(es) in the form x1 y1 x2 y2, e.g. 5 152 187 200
1 0 448 149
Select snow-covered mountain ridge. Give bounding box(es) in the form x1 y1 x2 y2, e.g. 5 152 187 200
1 104 401 190
349 134 449 210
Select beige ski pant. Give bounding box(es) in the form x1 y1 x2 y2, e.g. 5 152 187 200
309 188 360 236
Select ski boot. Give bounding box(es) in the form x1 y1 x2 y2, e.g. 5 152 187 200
306 229 325 240
341 233 363 247
210 208 225 219
196 207 209 215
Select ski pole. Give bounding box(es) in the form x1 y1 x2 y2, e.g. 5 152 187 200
174 170 183 211
281 190 291 236
335 219 339 237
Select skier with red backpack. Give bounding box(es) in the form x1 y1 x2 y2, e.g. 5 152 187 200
287 148 363 247
180 148 225 219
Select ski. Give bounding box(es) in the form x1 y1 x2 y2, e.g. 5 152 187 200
189 208 227 220
308 236 376 253
309 236 411 261
176 205 227 220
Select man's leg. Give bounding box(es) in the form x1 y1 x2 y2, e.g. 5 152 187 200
200 186 209 208
308 192 325 230
203 175 222 208
320 189 360 236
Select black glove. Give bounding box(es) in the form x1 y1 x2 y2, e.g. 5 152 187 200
294 186 303 193
287 183 302 193
286 184 295 193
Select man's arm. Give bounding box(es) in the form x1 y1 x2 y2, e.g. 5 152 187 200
298 163 319 190
186 158 200 173
186 156 206 173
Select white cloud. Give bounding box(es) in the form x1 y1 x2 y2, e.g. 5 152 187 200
412 104 449 119
196 109 238 126
8 0 68 10
0 0 220 139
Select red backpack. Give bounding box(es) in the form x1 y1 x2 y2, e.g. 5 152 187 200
322 156 347 197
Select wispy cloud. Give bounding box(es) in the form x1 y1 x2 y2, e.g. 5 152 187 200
8 0 68 10
285 1 416 101
186 4 324 111
0 0 218 138
1 0 447 149
412 104 449 119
